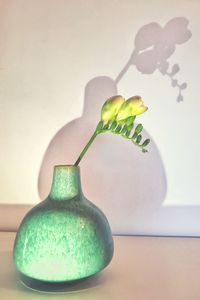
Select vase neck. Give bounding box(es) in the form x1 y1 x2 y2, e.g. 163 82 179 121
49 165 82 201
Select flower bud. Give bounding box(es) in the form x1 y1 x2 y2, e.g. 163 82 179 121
136 134 142 144
101 95 125 122
116 96 148 122
135 124 143 134
142 139 150 147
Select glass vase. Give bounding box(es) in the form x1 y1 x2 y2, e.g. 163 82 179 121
13 165 113 289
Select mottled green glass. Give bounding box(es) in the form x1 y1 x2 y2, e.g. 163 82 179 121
13 165 113 286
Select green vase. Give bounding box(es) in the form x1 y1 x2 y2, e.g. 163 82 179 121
13 165 113 288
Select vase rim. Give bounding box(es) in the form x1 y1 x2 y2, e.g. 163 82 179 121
54 164 80 169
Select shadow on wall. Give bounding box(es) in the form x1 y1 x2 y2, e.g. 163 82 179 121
38 17 192 234
115 17 191 102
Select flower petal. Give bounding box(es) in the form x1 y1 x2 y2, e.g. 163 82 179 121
116 96 148 122
101 95 125 122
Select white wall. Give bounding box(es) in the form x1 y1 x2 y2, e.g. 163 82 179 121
0 0 200 235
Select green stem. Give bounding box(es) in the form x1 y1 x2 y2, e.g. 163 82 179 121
74 130 98 166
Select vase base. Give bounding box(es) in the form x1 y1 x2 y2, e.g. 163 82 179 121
19 273 95 293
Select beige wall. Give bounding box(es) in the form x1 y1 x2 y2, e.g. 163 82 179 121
0 0 200 234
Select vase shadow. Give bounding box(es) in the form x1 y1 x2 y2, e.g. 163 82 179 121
38 76 167 234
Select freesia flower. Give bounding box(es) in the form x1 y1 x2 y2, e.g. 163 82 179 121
74 94 150 165
116 96 148 122
101 95 125 122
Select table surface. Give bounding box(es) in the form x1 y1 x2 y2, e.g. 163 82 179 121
1 232 200 300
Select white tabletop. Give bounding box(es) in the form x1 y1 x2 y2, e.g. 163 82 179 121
1 232 200 299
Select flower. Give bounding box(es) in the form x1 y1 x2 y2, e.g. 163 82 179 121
101 95 125 122
116 96 148 122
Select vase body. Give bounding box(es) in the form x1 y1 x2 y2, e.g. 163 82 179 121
13 165 113 285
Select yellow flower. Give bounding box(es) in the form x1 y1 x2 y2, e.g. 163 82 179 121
101 95 125 122
116 96 148 122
